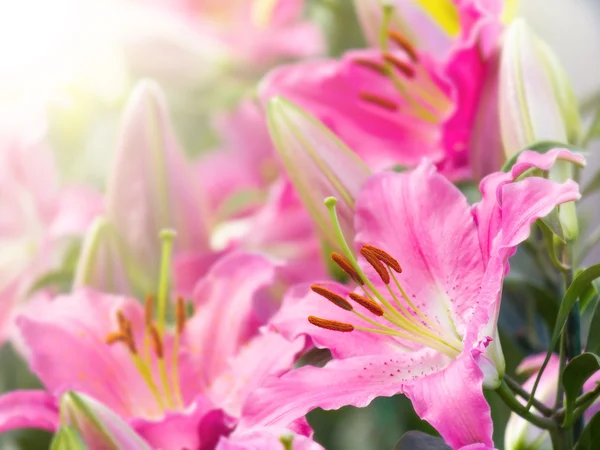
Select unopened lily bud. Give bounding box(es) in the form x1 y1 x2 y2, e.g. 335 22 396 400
50 426 87 450
500 20 581 240
266 97 371 248
60 392 151 450
106 80 209 290
499 19 581 157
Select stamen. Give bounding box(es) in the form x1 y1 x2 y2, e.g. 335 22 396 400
308 316 354 332
362 244 402 273
105 332 126 346
149 325 164 359
382 52 415 78
311 285 353 311
330 252 364 285
387 30 419 63
150 323 174 409
358 92 398 112
352 57 387 76
116 310 127 332
175 296 186 335
122 320 137 355
144 294 154 326
348 293 384 316
360 247 390 284
172 295 186 409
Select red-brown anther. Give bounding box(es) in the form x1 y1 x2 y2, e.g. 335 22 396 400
105 332 126 346
149 324 164 359
123 321 137 354
308 316 354 332
360 247 391 284
311 285 353 311
116 310 127 332
387 30 419 63
330 252 364 285
144 294 154 327
176 296 186 335
362 244 402 273
348 293 384 316
382 52 415 78
353 57 388 76
359 92 398 112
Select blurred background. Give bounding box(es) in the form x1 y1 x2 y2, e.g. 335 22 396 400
0 0 599 448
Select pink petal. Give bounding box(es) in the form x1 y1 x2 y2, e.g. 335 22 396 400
210 330 305 416
404 352 493 448
185 252 279 387
17 289 159 419
132 395 235 450
354 164 485 337
241 350 448 428
217 426 324 450
0 390 58 433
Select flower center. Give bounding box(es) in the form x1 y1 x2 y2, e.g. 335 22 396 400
352 6 452 124
307 197 463 358
104 230 188 418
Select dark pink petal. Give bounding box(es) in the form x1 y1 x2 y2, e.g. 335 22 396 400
0 390 58 433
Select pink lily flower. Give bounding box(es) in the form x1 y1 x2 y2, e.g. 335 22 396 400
260 0 503 179
505 354 600 450
0 108 102 343
240 149 583 449
0 252 305 450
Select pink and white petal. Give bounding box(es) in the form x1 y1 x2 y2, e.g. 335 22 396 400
270 283 397 359
217 427 324 450
185 252 278 386
404 352 493 448
210 331 305 416
132 395 236 450
16 289 157 419
473 148 584 262
241 350 450 428
355 165 485 335
0 390 58 433
172 250 224 298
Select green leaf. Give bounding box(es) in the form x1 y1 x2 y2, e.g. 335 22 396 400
394 431 450 450
501 140 585 173
50 426 87 450
574 411 600 450
562 353 600 426
586 297 600 353
527 264 600 410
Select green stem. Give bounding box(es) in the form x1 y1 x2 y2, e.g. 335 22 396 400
504 374 553 417
157 229 176 336
495 380 556 429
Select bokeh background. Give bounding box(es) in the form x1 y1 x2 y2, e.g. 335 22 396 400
1 0 599 448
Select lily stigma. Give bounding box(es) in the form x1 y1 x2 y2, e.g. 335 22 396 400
308 197 463 359
353 6 452 124
104 229 187 418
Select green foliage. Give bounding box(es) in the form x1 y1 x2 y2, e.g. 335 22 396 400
562 353 600 427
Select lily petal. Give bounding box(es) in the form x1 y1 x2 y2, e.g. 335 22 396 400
0 390 58 433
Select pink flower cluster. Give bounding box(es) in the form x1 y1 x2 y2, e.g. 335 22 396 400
0 1 592 449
